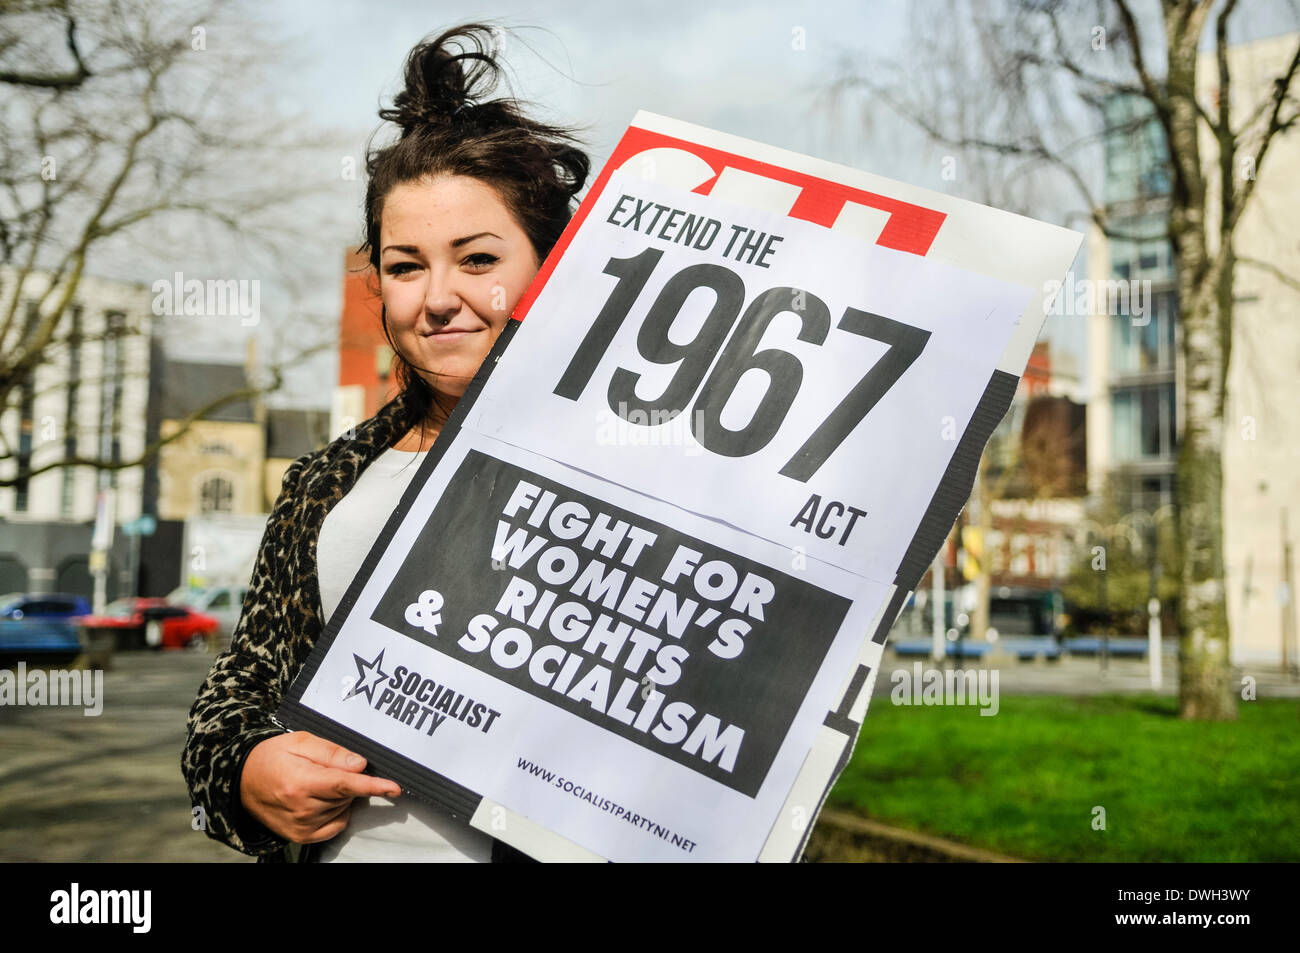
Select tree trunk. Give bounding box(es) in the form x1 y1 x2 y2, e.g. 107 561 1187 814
1174 274 1236 720
1165 9 1237 721
971 454 993 643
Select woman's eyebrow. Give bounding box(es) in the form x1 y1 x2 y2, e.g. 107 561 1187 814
450 231 502 248
381 244 422 255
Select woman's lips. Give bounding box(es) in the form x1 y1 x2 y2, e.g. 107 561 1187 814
423 327 480 339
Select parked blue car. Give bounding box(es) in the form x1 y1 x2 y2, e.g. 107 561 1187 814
0 593 88 658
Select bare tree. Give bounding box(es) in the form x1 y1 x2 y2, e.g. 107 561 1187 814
829 0 1300 719
0 0 94 85
0 0 342 488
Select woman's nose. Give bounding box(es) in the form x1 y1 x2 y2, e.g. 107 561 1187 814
423 270 461 323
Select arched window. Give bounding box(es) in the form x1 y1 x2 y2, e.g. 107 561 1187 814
199 474 234 513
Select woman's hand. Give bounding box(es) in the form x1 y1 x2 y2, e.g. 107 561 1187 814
239 731 402 844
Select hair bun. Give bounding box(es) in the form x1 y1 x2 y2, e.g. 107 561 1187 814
381 24 504 135
362 20 591 292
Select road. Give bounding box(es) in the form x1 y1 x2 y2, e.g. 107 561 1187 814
0 651 247 862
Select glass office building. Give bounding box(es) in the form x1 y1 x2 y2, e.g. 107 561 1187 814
1095 94 1179 512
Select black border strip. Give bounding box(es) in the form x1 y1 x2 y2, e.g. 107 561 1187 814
275 320 522 833
278 318 520 713
806 370 1019 859
288 702 484 821
797 721 858 862
799 664 873 860
822 664 870 735
869 587 909 647
869 368 1019 646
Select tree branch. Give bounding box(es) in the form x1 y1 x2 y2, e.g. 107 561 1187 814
0 6 91 89
1215 0 1239 272
1025 11 1148 98
1237 255 1300 297
1112 0 1170 124
834 71 1164 242
1225 35 1300 235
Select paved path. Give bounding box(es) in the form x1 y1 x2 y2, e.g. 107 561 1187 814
873 650 1300 698
0 651 247 862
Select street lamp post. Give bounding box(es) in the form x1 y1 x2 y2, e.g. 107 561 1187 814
1127 505 1174 691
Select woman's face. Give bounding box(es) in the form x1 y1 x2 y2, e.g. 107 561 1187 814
379 174 541 400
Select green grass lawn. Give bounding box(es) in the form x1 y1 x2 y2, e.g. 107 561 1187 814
825 693 1300 862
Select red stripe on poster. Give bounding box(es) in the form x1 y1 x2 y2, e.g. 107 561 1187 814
512 124 947 324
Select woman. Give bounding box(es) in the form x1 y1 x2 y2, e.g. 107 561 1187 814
182 23 589 862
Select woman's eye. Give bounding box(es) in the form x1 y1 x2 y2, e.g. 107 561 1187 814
463 253 498 270
386 262 419 276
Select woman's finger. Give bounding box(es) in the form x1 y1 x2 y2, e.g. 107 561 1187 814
288 731 369 772
298 762 401 801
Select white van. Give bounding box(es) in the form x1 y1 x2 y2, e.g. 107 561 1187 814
166 585 249 650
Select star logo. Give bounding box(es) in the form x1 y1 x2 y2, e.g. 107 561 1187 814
345 649 389 704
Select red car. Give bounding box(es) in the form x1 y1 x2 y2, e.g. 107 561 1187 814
74 598 219 651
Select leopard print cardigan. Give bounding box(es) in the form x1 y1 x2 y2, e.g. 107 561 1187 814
182 390 421 859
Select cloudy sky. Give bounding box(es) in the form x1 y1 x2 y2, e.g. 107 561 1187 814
144 0 1299 406
263 0 914 176
161 0 933 404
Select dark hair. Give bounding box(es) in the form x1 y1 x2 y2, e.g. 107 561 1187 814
361 23 590 431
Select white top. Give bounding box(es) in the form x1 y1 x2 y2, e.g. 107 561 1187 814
314 446 494 863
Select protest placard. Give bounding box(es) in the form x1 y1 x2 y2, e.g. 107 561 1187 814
277 111 1082 862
